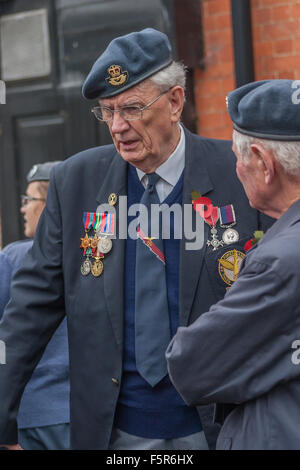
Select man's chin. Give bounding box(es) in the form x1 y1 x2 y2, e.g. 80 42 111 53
119 150 145 167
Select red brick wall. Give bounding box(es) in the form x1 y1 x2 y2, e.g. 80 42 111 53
252 0 300 80
195 0 300 140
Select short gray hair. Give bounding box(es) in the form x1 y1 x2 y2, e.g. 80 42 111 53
149 61 187 91
233 130 300 177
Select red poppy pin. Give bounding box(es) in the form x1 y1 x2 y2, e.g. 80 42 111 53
244 231 264 252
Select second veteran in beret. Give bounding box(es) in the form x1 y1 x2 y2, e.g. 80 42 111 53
166 79 300 450
0 29 272 451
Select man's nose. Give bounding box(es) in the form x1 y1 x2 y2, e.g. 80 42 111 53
110 110 130 134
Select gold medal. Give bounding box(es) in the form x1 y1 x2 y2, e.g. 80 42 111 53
91 259 104 277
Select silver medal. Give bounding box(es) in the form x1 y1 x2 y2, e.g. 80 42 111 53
207 227 224 251
81 259 92 276
222 228 239 245
97 236 112 254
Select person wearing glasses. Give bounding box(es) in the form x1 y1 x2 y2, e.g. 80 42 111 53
0 162 70 450
0 29 272 451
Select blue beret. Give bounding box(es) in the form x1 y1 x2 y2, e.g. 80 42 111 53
82 28 173 100
27 161 61 183
227 79 300 141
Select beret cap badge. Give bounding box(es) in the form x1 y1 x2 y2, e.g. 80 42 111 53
106 64 128 87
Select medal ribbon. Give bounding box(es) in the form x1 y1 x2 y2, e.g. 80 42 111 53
219 205 236 226
193 196 219 227
98 212 115 235
93 213 102 232
83 212 94 231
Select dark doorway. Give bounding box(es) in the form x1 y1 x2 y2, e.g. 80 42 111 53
0 0 203 246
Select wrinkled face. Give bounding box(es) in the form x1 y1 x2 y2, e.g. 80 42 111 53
99 81 183 173
233 142 267 212
20 182 46 238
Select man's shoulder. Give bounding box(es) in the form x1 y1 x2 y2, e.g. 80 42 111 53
51 144 118 187
192 133 232 150
249 221 300 277
1 239 33 269
187 128 232 151
186 129 235 168
185 129 241 197
70 143 116 161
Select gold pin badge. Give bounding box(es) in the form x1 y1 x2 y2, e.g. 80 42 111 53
108 193 117 206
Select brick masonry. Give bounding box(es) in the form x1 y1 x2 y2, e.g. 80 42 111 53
195 0 300 140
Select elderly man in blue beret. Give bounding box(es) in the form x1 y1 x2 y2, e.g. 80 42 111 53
0 29 271 450
166 79 300 450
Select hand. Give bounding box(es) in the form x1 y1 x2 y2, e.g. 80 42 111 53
0 443 23 450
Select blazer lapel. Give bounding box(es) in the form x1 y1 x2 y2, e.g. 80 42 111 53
179 129 214 326
96 152 127 351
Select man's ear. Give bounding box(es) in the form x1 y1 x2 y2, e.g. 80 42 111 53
169 86 185 123
250 143 275 184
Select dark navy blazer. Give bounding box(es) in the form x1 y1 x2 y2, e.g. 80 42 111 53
0 127 273 449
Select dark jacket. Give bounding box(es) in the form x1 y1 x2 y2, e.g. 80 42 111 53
0 127 273 449
167 198 300 450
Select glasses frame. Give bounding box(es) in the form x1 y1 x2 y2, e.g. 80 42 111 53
21 195 46 206
91 88 170 122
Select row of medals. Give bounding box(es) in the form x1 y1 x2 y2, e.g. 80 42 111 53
80 232 112 277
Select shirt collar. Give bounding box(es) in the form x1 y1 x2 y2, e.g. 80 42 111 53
136 124 185 187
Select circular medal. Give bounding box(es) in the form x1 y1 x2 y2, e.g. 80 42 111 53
218 249 245 286
222 228 239 245
81 259 91 276
91 259 104 277
97 237 112 254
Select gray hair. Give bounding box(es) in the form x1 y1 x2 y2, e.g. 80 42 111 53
149 60 187 91
233 129 300 177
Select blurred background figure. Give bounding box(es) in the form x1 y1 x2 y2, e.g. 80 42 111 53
0 161 70 450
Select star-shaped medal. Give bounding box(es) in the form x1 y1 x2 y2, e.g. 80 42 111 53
80 232 91 255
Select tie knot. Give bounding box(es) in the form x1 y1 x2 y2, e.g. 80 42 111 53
146 173 160 194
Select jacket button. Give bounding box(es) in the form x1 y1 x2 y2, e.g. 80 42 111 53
112 378 119 386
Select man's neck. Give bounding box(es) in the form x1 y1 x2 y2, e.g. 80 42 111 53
265 177 300 219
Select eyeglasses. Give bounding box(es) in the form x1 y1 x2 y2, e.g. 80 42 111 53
91 88 170 122
21 195 46 206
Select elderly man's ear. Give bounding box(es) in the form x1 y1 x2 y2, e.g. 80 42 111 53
169 86 185 123
250 143 275 185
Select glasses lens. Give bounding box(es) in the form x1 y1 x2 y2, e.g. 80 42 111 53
92 106 142 121
92 107 113 121
120 106 142 121
21 195 27 206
